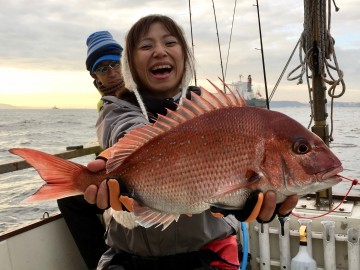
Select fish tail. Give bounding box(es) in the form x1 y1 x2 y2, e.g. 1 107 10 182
9 148 88 202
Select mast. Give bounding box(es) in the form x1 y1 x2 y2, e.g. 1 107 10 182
305 0 332 207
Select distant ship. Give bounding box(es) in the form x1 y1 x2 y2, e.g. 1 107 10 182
228 75 267 108
52 106 59 109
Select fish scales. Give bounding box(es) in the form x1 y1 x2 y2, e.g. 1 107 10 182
115 107 267 214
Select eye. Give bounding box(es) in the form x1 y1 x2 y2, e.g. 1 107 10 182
166 40 177 46
139 43 152 50
292 138 311 154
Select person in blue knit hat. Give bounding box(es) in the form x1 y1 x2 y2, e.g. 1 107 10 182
86 30 123 73
57 31 126 270
86 31 126 110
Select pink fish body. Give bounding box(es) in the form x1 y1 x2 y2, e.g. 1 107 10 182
10 84 343 229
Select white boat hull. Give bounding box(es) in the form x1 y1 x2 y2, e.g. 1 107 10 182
0 214 87 270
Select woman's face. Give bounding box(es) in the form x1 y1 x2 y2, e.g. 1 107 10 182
134 22 185 98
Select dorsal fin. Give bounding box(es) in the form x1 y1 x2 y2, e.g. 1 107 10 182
106 80 247 173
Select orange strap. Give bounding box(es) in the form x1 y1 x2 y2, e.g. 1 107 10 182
107 179 122 211
120 196 135 212
97 148 111 160
211 212 224 218
244 191 264 222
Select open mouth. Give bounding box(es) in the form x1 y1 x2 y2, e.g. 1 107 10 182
151 64 173 76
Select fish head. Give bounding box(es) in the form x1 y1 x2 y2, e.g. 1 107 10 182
259 110 343 200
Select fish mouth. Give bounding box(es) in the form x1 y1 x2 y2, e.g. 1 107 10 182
318 166 343 183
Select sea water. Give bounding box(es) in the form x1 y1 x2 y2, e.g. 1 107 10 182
0 107 359 233
0 109 98 233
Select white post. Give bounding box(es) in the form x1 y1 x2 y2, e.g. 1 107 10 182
258 222 271 270
347 227 360 270
278 217 290 269
321 221 336 270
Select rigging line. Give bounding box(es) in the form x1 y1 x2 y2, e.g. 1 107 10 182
269 38 301 101
224 0 238 80
305 63 314 130
254 0 269 109
211 0 226 92
188 0 197 86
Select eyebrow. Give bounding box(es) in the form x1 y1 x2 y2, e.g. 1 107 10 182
140 33 176 42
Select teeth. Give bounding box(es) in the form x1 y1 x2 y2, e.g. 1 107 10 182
152 65 171 71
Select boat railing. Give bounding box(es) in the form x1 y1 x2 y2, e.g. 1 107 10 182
0 145 102 175
0 145 101 240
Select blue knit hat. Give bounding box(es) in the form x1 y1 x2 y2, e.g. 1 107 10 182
86 31 123 73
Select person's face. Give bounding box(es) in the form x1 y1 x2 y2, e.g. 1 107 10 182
134 22 185 98
91 60 122 88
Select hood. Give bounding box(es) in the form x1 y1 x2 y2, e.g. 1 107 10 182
121 47 194 121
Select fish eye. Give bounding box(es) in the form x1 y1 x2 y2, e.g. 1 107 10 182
293 138 311 154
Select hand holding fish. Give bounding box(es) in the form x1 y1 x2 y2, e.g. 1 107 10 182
85 159 135 212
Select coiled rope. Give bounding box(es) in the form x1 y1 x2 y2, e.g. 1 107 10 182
295 0 345 139
271 0 345 136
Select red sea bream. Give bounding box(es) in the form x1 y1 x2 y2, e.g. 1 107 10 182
10 85 343 229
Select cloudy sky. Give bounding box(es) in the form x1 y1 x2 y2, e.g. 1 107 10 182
0 0 359 108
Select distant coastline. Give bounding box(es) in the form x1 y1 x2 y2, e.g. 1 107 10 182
270 101 360 108
0 103 50 109
1 101 359 110
0 104 94 109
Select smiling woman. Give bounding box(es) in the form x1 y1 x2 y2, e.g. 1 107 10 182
0 68 99 108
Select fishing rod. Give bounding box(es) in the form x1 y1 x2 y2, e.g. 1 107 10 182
211 0 226 92
188 0 197 86
254 0 270 109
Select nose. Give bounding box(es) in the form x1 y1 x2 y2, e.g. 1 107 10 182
153 44 167 57
106 68 119 78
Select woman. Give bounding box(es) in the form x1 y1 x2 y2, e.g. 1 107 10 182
85 15 298 270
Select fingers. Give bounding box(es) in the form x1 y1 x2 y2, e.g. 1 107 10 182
278 194 298 216
257 192 298 223
87 159 106 172
96 180 109 209
85 159 108 209
84 185 98 204
257 191 277 222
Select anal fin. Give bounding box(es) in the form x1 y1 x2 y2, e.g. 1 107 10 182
132 204 180 231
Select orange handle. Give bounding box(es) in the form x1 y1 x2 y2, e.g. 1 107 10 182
244 192 264 222
97 148 111 160
107 178 122 211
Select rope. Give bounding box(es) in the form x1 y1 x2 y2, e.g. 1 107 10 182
291 175 359 219
280 0 345 141
269 38 301 101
